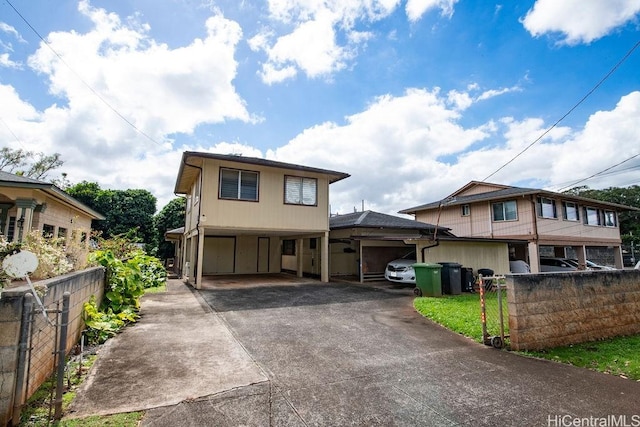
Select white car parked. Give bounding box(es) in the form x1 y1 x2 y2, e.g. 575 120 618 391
384 252 417 285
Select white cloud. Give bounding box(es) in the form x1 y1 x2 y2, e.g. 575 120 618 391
251 0 405 84
263 88 640 215
0 22 26 43
521 0 640 45
447 83 521 111
266 87 493 214
255 10 348 84
0 2 254 211
0 22 25 68
27 3 250 136
0 53 21 69
405 0 458 21
548 91 640 189
476 86 521 101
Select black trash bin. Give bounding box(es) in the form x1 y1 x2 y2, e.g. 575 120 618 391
439 262 462 295
461 267 474 292
477 268 494 290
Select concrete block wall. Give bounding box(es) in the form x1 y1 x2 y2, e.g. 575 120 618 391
0 267 105 426
507 270 640 351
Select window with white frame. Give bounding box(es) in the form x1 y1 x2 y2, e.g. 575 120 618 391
492 200 517 221
219 168 259 201
284 176 317 206
461 204 470 216
604 210 617 227
536 197 557 219
562 201 579 221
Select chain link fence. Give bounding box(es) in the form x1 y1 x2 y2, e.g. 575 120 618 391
478 274 509 349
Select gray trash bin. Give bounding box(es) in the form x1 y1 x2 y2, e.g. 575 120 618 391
439 262 462 295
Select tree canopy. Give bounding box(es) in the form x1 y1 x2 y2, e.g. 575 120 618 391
0 147 63 180
154 197 186 259
563 185 640 245
66 181 157 245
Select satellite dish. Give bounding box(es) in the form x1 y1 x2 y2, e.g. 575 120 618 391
2 250 39 278
2 250 50 323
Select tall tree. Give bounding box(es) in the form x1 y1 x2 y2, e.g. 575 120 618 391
564 185 640 245
154 197 186 259
66 182 157 245
0 147 63 179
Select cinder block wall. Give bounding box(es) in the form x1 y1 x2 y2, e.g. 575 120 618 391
507 270 640 351
0 267 105 426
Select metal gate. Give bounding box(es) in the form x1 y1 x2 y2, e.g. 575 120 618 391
478 274 509 349
13 292 71 425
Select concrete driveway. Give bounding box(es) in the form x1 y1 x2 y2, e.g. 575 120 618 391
141 279 640 426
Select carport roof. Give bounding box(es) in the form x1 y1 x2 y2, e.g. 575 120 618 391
330 210 453 235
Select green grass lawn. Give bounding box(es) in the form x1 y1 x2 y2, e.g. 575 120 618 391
524 336 640 380
414 292 508 344
414 294 640 380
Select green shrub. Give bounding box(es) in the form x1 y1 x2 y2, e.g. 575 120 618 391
83 248 166 344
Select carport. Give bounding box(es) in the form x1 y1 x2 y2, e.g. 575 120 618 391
329 211 453 282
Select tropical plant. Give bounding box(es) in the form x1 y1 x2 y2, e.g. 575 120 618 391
83 247 166 343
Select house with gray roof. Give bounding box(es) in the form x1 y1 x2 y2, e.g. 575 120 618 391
399 181 637 273
0 170 104 244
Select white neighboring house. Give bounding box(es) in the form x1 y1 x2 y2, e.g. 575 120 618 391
173 152 349 288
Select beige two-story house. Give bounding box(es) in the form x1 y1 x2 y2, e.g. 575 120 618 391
399 181 637 272
173 152 349 288
0 171 104 245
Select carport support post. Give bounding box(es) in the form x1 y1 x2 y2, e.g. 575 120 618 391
527 242 540 273
196 228 205 289
321 232 329 282
297 238 304 278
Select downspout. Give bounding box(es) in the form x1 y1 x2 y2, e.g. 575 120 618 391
530 195 539 241
421 239 440 263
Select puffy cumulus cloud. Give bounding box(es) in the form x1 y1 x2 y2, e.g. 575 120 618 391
251 0 456 84
254 10 348 83
521 0 640 45
406 0 459 22
27 1 250 138
548 91 640 189
266 87 494 214
265 88 640 215
0 2 255 211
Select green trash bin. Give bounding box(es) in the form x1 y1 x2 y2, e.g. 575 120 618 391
412 263 442 297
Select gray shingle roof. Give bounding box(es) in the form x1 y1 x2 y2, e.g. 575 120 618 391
400 183 638 214
0 170 105 219
330 210 452 234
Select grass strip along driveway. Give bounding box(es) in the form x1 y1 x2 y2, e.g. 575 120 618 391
414 295 640 381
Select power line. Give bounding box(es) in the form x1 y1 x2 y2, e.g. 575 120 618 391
482 38 640 183
554 153 640 192
4 0 162 147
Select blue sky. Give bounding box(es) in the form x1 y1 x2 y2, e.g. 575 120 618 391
1 0 639 214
